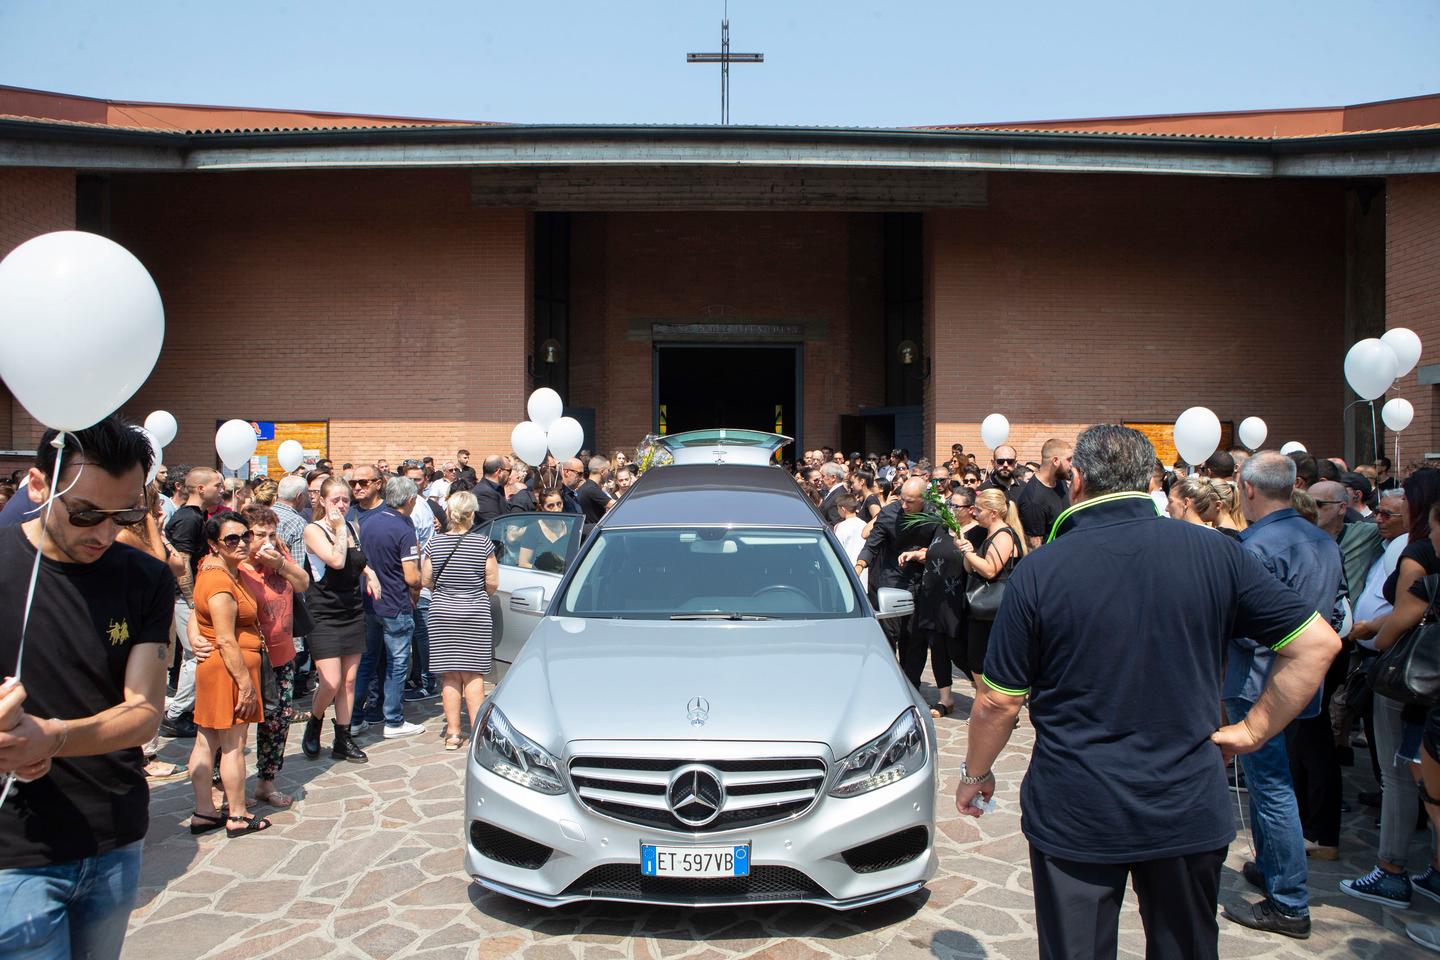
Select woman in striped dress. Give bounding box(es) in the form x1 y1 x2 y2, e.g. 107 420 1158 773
421 491 499 750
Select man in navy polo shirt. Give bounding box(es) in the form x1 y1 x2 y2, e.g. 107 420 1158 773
1220 452 1344 938
352 474 424 739
955 425 1340 960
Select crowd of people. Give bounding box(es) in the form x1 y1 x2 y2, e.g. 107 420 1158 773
1 414 1438 958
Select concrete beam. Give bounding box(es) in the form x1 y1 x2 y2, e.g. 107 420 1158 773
1276 146 1440 177
0 138 182 170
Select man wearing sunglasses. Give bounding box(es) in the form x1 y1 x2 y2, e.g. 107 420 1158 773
0 416 175 959
980 444 1020 497
158 467 224 740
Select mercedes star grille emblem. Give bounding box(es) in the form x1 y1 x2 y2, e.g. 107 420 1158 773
667 764 725 827
686 696 710 727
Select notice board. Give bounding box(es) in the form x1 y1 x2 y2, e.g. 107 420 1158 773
1123 421 1233 469
216 420 329 479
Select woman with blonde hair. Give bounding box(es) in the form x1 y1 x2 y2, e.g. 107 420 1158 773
422 490 500 749
1210 478 1247 533
958 488 1024 687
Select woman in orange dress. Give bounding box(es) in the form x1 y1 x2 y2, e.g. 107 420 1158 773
186 510 271 838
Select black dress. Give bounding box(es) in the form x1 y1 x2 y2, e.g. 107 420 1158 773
913 529 969 691
304 521 369 659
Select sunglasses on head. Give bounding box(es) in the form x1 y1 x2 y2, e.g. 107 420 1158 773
62 496 148 528
220 532 254 548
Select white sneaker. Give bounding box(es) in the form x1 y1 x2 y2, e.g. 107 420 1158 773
383 720 427 739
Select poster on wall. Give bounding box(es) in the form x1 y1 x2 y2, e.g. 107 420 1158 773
1124 420 1234 469
216 420 329 479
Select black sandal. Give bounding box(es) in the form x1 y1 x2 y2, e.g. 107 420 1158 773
225 814 272 838
930 702 954 718
190 811 226 835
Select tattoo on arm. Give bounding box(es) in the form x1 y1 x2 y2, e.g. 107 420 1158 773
156 644 168 660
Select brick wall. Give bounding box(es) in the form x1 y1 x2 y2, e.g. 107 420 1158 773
1387 176 1440 463
106 170 529 468
927 172 1348 464
568 212 886 455
0 167 75 451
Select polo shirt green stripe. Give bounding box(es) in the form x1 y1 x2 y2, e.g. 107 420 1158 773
982 675 1030 697
1046 491 1160 544
1270 611 1320 652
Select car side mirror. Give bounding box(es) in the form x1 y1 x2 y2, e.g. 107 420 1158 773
874 587 914 620
509 585 546 613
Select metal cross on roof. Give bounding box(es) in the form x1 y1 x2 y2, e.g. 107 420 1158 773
686 2 763 125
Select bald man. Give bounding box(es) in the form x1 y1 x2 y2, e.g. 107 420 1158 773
857 478 937 689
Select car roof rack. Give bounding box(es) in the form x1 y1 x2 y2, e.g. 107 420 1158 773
655 429 793 466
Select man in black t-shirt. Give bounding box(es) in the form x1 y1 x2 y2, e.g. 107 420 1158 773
1014 438 1072 549
955 425 1340 959
0 416 174 958
158 466 223 738
575 456 614 526
979 444 1019 499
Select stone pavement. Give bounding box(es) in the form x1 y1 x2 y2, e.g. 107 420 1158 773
126 682 1434 960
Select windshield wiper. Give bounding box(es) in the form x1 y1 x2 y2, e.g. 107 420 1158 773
670 613 774 621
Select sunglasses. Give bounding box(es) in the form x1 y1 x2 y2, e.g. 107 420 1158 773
352 478 380 486
62 497 148 528
220 532 254 548
995 458 1017 466
1313 499 1348 507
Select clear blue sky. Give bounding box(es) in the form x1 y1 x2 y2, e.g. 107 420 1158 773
2 1 1438 127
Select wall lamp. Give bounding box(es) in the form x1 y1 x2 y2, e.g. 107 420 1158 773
897 339 932 381
528 338 562 380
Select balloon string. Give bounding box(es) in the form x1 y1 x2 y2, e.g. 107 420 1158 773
0 435 72 810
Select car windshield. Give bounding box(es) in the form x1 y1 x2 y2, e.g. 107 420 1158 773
558 526 860 620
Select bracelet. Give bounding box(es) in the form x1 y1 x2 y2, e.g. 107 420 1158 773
49 718 69 758
959 762 993 785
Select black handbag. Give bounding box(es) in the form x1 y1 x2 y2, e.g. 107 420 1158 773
257 632 280 717
1370 574 1440 708
965 529 1018 621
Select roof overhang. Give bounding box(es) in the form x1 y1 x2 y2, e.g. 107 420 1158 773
2 119 1439 178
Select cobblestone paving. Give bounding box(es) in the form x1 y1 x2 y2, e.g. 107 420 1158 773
126 682 1433 960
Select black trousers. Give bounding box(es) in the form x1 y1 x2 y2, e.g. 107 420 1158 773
883 614 927 690
1029 844 1225 960
917 628 965 690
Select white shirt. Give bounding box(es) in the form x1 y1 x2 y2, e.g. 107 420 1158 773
1353 534 1408 648
834 516 868 590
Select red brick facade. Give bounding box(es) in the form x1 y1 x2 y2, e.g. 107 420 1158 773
103 170 530 468
927 173 1348 464
1388 176 1440 462
0 167 74 454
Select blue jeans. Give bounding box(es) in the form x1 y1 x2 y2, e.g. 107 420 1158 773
356 611 414 727
0 841 143 960
1226 699 1308 917
408 599 434 689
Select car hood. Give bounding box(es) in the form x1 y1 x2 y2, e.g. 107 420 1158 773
493 616 918 756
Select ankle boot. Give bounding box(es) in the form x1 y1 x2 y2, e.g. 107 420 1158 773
331 720 368 763
301 715 322 760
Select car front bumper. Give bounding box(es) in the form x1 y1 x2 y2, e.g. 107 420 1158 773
463 743 937 910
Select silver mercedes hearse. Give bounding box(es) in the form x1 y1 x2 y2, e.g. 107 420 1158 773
464 430 936 909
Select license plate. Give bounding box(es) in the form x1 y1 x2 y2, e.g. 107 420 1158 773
640 842 750 878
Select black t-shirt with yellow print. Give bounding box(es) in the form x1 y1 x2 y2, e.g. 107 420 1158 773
0 525 174 868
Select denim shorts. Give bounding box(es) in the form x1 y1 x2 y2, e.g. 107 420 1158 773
1425 706 1440 764
1401 720 1424 765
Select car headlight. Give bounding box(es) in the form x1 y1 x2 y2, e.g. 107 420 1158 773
473 704 566 795
829 707 927 798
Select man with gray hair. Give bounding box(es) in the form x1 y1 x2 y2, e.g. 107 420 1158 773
957 427 1340 957
1222 451 1344 937
816 461 847 525
352 474 426 740
273 474 315 694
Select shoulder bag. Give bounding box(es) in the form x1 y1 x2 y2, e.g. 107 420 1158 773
1369 573 1440 708
965 528 1019 622
428 526 479 592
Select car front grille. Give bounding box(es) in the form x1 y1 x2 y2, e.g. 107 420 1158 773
568 755 828 833
562 863 826 903
841 826 929 873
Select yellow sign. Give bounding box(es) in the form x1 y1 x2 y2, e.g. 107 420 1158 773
252 421 329 478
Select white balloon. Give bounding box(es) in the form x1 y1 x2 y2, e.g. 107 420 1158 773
1344 338 1399 401
510 421 549 466
1173 407 1221 466
276 439 305 473
1382 397 1415 432
137 427 162 486
143 410 178 448
215 419 258 471
0 232 165 431
526 388 564 431
1382 328 1423 378
1280 441 1307 455
547 416 585 462
1237 416 1268 451
980 413 1010 450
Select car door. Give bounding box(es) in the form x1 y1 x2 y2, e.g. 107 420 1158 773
481 512 584 669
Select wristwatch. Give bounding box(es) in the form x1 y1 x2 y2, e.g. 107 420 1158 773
959 763 994 785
